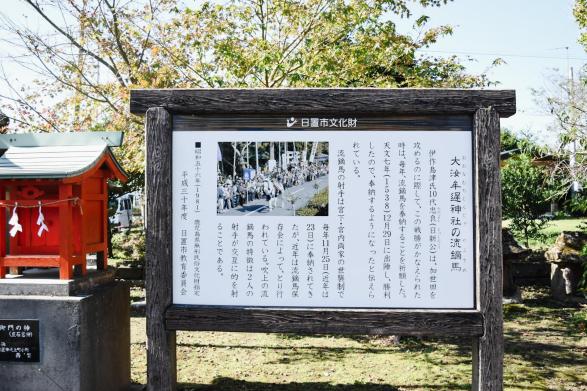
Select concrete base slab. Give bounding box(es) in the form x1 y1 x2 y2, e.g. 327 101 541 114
0 283 130 391
0 268 115 296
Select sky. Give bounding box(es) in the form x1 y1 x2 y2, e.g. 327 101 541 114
394 0 586 144
0 0 585 145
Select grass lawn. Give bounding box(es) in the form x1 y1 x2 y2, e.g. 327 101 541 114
129 287 587 390
504 218 587 250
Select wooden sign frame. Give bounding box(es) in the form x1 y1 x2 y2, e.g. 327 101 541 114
130 88 516 391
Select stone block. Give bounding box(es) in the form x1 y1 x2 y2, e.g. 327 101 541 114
551 263 582 300
0 283 130 391
0 268 116 296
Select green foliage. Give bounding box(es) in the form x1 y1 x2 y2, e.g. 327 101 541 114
577 243 587 296
2 0 496 185
535 4 587 194
308 188 329 208
178 0 495 89
295 208 319 216
576 0 587 50
296 188 329 216
503 304 529 320
0 111 8 130
513 217 587 250
569 310 587 334
501 129 521 152
501 154 557 247
500 129 547 157
579 269 587 296
563 191 587 216
533 72 587 198
109 174 145 203
111 229 145 263
552 210 572 219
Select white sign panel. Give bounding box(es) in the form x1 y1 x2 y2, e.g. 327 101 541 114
172 130 474 309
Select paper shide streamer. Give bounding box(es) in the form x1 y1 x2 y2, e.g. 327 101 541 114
36 202 49 237
8 204 22 238
0 197 80 238
7 203 50 238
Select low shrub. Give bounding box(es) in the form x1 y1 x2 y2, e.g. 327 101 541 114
570 310 587 334
296 207 320 216
296 188 328 216
111 229 145 264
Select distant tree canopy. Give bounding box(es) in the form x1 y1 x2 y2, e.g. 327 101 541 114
0 0 497 188
500 129 547 157
0 111 8 131
502 154 557 247
576 0 587 49
527 2 587 195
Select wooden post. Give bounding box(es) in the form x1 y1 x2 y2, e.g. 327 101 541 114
0 185 5 278
77 216 87 276
7 184 21 276
472 107 503 391
145 107 176 391
99 179 109 270
59 184 74 279
77 182 87 276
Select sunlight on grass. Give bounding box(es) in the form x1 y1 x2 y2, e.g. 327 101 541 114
129 287 587 390
503 218 587 250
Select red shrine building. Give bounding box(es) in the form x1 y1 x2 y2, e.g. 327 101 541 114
0 132 127 279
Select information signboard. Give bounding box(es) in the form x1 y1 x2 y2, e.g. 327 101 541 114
131 88 516 391
172 129 475 309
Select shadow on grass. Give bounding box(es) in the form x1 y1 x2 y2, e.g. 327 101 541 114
279 334 473 353
176 342 393 354
504 290 586 345
175 338 473 367
177 378 471 391
505 336 587 368
501 288 587 389
176 342 390 364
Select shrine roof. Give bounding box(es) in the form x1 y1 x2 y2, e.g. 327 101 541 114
0 136 127 181
0 131 123 148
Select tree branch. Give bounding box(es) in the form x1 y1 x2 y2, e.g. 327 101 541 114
23 0 128 87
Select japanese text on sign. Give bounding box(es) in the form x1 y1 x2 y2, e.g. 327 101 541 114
172 130 474 309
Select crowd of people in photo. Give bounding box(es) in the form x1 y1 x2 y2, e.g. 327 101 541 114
217 161 329 213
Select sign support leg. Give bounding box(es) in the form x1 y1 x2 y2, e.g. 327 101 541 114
471 107 503 391
146 107 177 391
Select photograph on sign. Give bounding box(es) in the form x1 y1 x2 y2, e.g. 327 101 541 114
173 130 474 309
216 141 329 216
